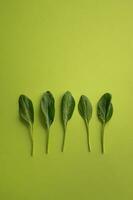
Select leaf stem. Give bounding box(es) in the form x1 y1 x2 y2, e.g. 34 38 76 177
62 127 66 152
30 125 34 156
101 123 105 154
85 120 91 152
46 129 50 154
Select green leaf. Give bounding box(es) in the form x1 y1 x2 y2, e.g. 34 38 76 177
40 91 55 154
97 93 113 124
61 91 75 152
78 95 92 123
19 94 34 156
97 93 113 153
78 95 92 152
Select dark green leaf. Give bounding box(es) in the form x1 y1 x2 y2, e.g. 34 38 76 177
97 93 113 124
40 91 55 129
78 95 92 152
61 91 75 131
18 94 34 156
40 91 55 153
61 91 75 152
97 93 113 153
19 95 34 127
78 95 92 123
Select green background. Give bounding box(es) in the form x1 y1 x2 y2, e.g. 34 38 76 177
0 0 133 199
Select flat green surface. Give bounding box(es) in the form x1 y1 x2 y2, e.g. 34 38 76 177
0 0 133 199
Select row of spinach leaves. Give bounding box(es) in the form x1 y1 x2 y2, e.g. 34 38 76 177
18 91 113 156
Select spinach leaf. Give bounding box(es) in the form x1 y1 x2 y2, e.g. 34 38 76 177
78 95 92 152
40 91 55 154
19 95 34 156
61 91 75 152
97 93 113 153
